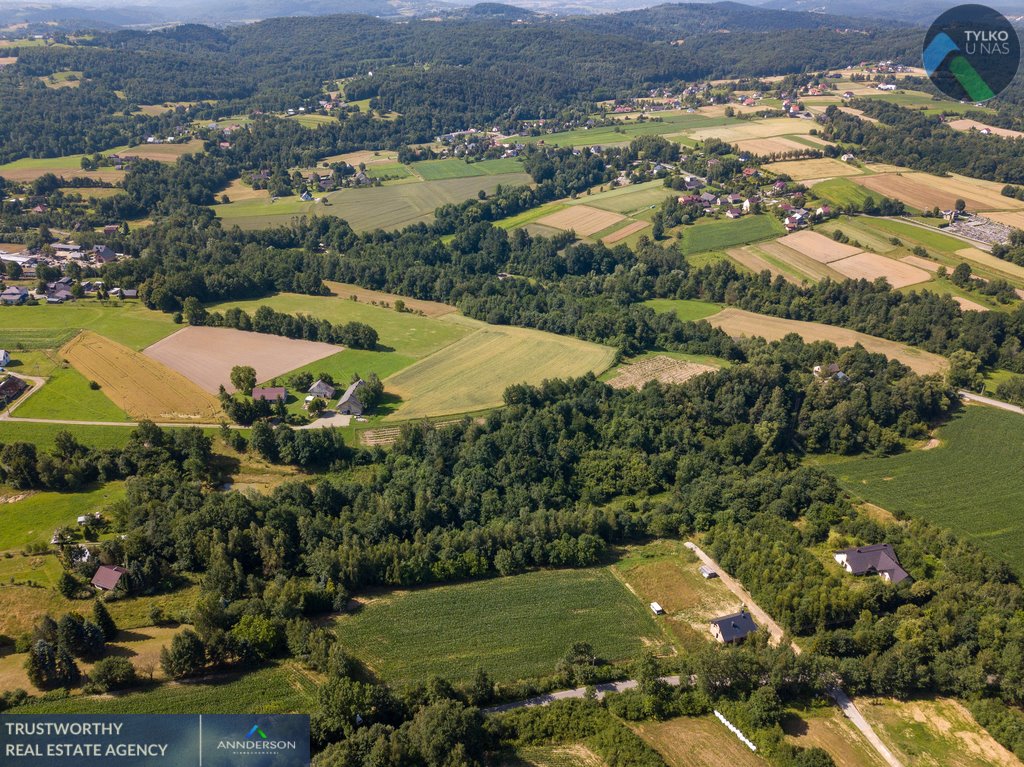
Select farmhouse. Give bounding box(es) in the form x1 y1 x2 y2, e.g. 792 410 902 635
91 565 127 591
0 350 8 367
0 286 28 305
726 208 742 219
834 543 911 584
92 245 117 264
0 375 26 404
710 610 758 644
338 379 368 415
308 379 337 398
252 386 286 403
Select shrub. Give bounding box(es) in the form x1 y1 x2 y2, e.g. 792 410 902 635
89 656 137 692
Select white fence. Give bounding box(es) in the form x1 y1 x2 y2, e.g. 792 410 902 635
713 709 757 752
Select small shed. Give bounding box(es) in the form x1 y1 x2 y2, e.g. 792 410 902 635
699 565 717 579
650 602 665 615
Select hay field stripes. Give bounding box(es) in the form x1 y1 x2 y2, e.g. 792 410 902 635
61 331 222 421
708 308 947 375
827 252 931 288
727 245 793 281
143 326 340 394
851 172 1024 213
537 206 626 237
607 355 716 389
955 247 1024 283
780 230 864 263
682 117 814 142
757 240 847 282
324 281 455 318
384 326 616 421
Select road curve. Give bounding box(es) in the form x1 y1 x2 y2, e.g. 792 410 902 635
959 390 1024 416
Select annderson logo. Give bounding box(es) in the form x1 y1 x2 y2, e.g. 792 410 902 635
923 4 1020 101
216 722 298 758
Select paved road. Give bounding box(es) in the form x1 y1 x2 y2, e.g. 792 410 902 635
685 542 904 767
959 390 1024 416
483 676 682 714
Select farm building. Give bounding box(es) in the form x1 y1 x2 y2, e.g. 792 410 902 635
833 543 911 584
338 379 368 415
699 565 717 579
710 610 758 643
650 601 665 615
252 386 286 403
92 245 117 264
91 565 127 591
1 286 28 305
308 379 337 398
0 375 26 404
0 350 8 367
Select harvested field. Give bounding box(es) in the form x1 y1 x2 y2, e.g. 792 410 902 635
143 326 339 394
385 326 616 420
324 281 455 318
900 254 940 272
124 140 204 162
762 158 863 181
734 137 811 155
953 296 989 312
359 418 467 447
783 709 887 767
727 245 788 280
829 252 931 287
945 119 1024 139
708 308 947 375
757 240 846 281
632 716 768 767
607 355 716 389
984 211 1024 230
536 205 626 237
780 230 864 263
837 106 879 123
851 172 1024 212
321 150 399 166
62 331 222 421
686 117 812 142
602 220 649 244
955 247 1024 282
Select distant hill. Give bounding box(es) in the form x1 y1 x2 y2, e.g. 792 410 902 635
464 2 536 16
756 0 1024 24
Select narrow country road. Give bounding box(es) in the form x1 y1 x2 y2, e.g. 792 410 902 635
483 676 682 714
959 390 1024 416
877 215 993 251
684 542 904 767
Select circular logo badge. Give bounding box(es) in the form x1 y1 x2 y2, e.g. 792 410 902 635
923 4 1020 101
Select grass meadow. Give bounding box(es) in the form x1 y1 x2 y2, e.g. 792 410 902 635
827 407 1024 576
678 215 783 255
641 299 721 323
0 301 178 351
0 482 125 551
515 112 734 148
331 568 661 685
9 350 130 422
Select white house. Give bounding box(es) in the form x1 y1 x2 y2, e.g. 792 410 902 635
0 350 8 367
650 601 665 615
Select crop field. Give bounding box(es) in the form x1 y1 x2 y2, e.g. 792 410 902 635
632 716 768 767
325 281 455 317
331 568 661 685
507 744 606 767
216 171 531 231
945 119 1024 139
858 697 1020 767
62 331 222 421
685 117 813 142
0 481 125 552
516 112 732 148
983 211 1024 230
209 292 472 359
828 252 931 288
779 230 864 263
0 301 177 350
10 350 130 422
733 137 810 155
827 407 1024 576
143 326 340 394
954 247 1024 283
0 422 138 451
783 707 887 767
812 178 887 208
384 325 616 420
754 240 845 282
678 215 782 255
607 355 716 389
536 205 626 236
602 220 649 243
727 245 798 282
899 255 940 273
569 180 677 215
411 157 524 180
12 662 318 715
851 172 1024 213
763 157 863 181
708 308 947 375
642 298 721 323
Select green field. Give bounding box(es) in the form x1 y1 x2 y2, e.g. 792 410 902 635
859 218 965 252
516 113 733 148
0 482 125 551
410 157 523 181
570 180 677 215
812 178 881 208
642 298 722 323
9 350 130 422
827 407 1024 575
332 568 661 685
216 172 532 231
364 162 414 180
11 663 317 715
0 302 177 351
0 421 139 450
679 215 782 255
384 324 616 420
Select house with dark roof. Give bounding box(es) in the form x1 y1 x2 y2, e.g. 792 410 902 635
91 564 127 591
834 544 911 584
252 386 286 403
0 375 26 404
710 610 758 644
308 379 336 399
92 245 117 264
337 379 368 416
1 286 28 305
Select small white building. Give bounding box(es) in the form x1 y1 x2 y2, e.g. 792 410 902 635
0 350 8 367
699 565 717 579
650 601 665 615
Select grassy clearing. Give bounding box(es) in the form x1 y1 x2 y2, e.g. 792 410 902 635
331 568 661 685
412 158 487 180
209 293 471 359
515 113 732 148
679 215 782 255
384 325 616 420
826 407 1024 576
642 298 722 323
11 662 318 715
9 350 129 422
0 482 125 551
0 301 178 351
782 706 887 767
0 422 137 450
812 178 880 208
570 181 676 215
859 696 1020 767
632 716 769 767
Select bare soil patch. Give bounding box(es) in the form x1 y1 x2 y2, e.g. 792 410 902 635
829 252 931 288
143 326 340 394
780 230 864 263
953 296 989 312
537 205 626 237
607 355 716 389
899 255 940 272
